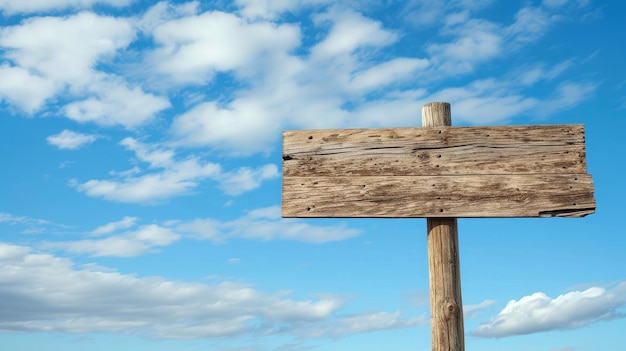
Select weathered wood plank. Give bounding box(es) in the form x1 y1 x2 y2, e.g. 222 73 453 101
282 174 595 218
283 125 587 176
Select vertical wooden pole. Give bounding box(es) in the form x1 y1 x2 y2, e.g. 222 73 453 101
422 102 465 351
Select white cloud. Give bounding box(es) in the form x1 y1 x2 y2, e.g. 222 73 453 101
120 137 175 168
44 224 180 257
517 60 573 85
302 311 428 338
350 58 430 92
472 283 626 338
72 138 277 202
464 299 497 319
73 137 222 203
134 1 200 33
170 100 282 154
218 164 279 195
0 242 349 338
0 12 133 85
0 212 49 225
0 64 57 113
312 8 397 59
147 9 300 84
429 79 540 124
541 81 597 115
1 1 597 157
401 0 493 27
426 18 503 75
505 6 555 46
0 0 133 14
73 165 219 203
176 206 361 244
543 0 569 7
91 216 139 235
168 8 428 154
0 12 170 127
63 76 171 128
234 0 333 20
47 130 98 150
0 243 417 340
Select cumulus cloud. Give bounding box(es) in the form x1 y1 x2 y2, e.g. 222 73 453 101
146 9 300 84
0 242 417 339
63 77 171 128
311 8 397 59
170 99 283 154
176 206 361 244
47 130 98 150
0 12 133 85
0 12 170 127
473 283 626 338
167 8 429 153
0 64 57 113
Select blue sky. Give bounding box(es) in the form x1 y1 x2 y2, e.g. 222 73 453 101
0 0 624 350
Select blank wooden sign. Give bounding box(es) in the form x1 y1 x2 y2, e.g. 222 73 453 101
282 124 596 218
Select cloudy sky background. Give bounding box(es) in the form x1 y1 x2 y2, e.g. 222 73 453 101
1 0 625 350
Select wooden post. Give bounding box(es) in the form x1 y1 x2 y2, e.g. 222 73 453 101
422 102 465 351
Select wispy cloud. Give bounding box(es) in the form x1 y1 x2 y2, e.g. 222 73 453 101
43 207 361 257
71 138 277 203
464 299 497 319
43 224 180 257
0 212 49 225
176 206 361 244
300 310 428 339
91 216 139 235
47 130 98 150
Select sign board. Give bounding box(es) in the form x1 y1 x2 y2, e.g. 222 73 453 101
282 124 595 218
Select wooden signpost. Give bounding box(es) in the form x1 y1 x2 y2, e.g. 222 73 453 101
281 102 596 350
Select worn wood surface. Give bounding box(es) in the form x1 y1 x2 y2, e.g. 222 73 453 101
428 218 464 351
283 174 595 218
423 102 464 351
282 123 595 218
283 125 587 176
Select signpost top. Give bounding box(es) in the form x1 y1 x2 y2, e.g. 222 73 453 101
281 102 597 351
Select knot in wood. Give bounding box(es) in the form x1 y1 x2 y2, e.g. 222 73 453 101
442 300 459 320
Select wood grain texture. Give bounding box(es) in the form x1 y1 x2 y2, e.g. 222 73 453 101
428 218 464 351
423 102 464 351
283 125 588 176
282 175 595 218
282 124 596 218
